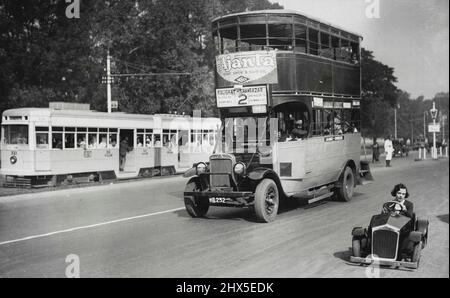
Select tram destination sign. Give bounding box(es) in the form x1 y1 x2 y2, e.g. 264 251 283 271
216 85 268 108
216 51 278 85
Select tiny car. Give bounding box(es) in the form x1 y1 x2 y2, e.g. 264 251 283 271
392 139 408 157
350 201 429 269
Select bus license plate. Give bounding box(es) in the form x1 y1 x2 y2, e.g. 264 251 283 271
209 197 228 204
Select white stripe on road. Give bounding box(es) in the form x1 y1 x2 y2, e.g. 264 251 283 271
0 207 185 246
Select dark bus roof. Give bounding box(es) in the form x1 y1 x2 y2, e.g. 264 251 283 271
212 9 363 40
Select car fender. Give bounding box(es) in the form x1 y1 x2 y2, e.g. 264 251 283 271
247 168 286 197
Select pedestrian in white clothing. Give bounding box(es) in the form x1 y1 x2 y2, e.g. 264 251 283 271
384 135 394 167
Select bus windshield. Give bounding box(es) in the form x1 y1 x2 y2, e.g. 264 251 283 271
2 125 28 145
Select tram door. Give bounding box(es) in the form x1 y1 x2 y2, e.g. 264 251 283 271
119 129 136 172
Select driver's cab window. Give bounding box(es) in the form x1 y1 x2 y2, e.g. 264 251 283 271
275 102 310 142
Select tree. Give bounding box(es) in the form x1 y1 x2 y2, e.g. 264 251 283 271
360 48 399 138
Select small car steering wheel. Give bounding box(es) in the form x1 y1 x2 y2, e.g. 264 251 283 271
382 201 405 215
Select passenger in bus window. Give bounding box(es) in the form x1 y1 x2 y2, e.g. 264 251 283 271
88 136 97 149
99 137 107 148
77 136 86 149
145 137 152 147
333 112 342 134
37 135 49 149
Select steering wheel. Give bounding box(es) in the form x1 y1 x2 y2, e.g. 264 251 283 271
382 201 405 215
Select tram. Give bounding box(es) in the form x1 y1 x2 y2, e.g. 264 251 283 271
183 10 373 222
0 102 220 187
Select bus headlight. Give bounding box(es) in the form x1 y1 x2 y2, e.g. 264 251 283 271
233 162 246 176
196 162 207 175
10 156 17 164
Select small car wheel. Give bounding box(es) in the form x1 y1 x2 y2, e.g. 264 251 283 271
254 179 279 223
412 241 422 264
184 179 209 218
352 236 361 257
336 166 355 202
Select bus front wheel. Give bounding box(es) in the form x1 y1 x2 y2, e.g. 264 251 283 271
336 166 355 202
254 179 279 223
184 180 209 218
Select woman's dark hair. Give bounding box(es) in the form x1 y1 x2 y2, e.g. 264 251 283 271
391 183 409 198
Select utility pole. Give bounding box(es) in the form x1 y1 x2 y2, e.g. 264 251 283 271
430 102 438 159
394 107 397 139
106 49 112 113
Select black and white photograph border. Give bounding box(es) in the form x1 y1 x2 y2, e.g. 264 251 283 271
0 0 448 282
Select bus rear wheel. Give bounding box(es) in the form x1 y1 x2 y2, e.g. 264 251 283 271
254 179 279 223
336 166 355 202
184 180 209 218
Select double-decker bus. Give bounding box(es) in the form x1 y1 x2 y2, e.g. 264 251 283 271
183 10 372 222
0 102 220 187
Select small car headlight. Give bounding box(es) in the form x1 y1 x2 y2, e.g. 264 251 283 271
196 162 207 174
233 162 246 176
10 156 17 164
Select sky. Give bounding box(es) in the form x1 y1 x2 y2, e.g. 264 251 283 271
271 0 449 99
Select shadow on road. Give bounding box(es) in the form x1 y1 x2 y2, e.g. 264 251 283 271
437 214 449 224
334 249 352 262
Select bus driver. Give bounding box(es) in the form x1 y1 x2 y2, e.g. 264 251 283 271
290 120 308 140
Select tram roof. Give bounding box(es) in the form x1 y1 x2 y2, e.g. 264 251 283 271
1 108 219 122
212 9 363 40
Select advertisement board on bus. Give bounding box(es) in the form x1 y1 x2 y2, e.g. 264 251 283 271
215 51 278 85
216 85 268 108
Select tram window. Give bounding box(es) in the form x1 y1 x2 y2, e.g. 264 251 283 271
36 126 49 131
77 127 87 132
137 129 144 133
77 134 87 149
109 134 117 148
108 128 117 133
88 127 97 132
65 127 75 132
99 128 107 132
145 134 153 147
136 134 144 147
341 109 354 133
154 134 161 147
64 133 75 149
308 29 319 55
52 133 63 149
98 133 107 148
53 126 63 132
88 134 98 149
3 125 28 144
36 132 49 149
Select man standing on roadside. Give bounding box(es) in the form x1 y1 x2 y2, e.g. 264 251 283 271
384 135 394 167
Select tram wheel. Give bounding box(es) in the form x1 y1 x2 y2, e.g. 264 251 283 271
254 179 279 223
336 166 355 202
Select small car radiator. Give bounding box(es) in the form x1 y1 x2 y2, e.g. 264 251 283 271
372 229 398 259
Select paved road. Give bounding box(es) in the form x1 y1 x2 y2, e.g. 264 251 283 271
0 152 448 277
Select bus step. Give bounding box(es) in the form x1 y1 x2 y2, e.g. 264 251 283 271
358 160 374 185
